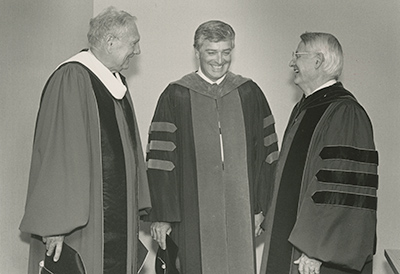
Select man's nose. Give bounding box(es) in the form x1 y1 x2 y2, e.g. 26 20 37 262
134 43 141 55
216 53 223 64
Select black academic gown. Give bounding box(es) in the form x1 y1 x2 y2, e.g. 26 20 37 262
20 51 151 274
261 83 378 274
143 72 279 274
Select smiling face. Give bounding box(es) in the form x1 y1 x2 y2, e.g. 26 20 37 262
108 24 141 72
195 39 233 82
289 41 320 94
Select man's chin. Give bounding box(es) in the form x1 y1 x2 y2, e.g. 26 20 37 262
293 76 301 85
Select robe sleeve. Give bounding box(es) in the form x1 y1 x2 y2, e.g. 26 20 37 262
288 99 378 271
250 83 279 215
141 85 181 222
19 64 93 237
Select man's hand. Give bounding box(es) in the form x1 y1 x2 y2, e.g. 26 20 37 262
254 212 264 237
294 253 322 274
42 235 65 262
150 222 172 250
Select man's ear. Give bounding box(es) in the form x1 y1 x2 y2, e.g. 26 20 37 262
105 34 115 53
195 49 200 60
314 52 325 69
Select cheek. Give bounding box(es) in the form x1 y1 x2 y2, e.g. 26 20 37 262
125 50 133 58
223 56 231 64
202 56 213 63
126 52 135 59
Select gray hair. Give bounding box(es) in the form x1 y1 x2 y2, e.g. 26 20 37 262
87 6 137 48
300 32 344 79
193 20 235 50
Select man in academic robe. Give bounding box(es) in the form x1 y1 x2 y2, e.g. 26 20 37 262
142 20 279 274
19 7 151 274
260 32 378 274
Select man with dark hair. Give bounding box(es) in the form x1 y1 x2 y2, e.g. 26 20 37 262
19 6 151 274
143 20 279 274
260 32 378 274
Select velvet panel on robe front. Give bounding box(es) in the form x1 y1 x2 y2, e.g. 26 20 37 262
189 88 255 274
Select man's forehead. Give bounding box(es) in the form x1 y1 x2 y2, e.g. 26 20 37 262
202 40 233 50
125 26 140 41
296 41 307 50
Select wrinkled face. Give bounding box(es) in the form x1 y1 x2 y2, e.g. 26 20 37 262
289 41 318 91
109 24 141 72
195 39 233 82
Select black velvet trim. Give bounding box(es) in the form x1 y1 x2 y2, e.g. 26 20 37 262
85 66 128 273
320 146 378 164
312 191 377 210
119 76 137 151
317 169 378 189
266 102 330 273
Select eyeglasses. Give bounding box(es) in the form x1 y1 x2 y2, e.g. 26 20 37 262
292 51 319 60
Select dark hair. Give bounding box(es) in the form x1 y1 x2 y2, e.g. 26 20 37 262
193 20 235 50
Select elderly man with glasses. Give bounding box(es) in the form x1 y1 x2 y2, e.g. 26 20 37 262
260 32 378 274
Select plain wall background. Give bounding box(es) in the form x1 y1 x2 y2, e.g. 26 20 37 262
1 0 399 273
0 1 93 273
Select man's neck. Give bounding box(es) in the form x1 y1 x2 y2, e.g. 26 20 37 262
301 77 337 97
196 67 226 85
